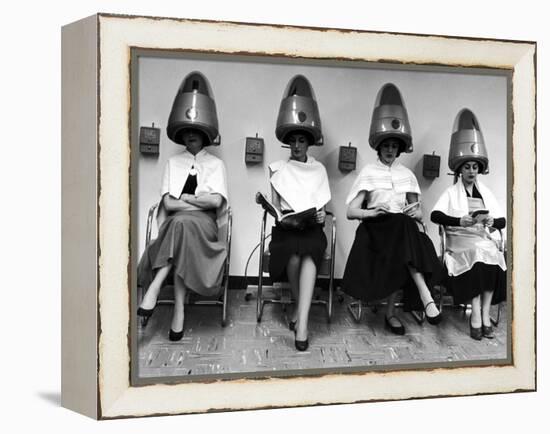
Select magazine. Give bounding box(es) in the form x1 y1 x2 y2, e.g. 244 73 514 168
255 192 317 230
470 208 490 223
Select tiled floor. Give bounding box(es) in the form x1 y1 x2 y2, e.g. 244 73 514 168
137 288 508 379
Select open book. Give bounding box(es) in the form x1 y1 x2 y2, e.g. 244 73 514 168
255 192 317 230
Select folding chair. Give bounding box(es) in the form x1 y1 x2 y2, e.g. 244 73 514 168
138 204 232 327
256 210 336 323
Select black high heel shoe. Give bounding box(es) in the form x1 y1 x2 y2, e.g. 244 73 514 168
137 306 156 326
169 328 184 341
482 324 495 339
424 301 442 325
470 317 482 341
169 313 185 341
385 315 405 335
293 330 309 351
137 306 155 318
289 320 297 331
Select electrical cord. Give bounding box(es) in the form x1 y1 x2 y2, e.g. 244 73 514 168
243 234 271 300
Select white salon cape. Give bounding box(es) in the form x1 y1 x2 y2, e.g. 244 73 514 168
432 180 506 276
269 156 331 212
158 148 229 227
345 159 421 212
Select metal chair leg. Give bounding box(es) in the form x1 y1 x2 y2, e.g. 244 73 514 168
327 279 333 323
256 211 267 322
410 310 425 325
221 279 228 327
257 275 264 322
347 300 363 323
491 303 501 326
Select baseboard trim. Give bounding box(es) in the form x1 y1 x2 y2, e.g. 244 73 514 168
230 276 342 291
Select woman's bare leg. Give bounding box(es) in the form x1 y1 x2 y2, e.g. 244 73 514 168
140 264 172 310
470 295 482 328
481 290 494 327
286 254 301 322
295 256 317 342
407 265 440 318
172 275 186 332
385 291 402 327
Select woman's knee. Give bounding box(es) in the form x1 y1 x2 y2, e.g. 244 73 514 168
287 254 301 267
300 255 317 274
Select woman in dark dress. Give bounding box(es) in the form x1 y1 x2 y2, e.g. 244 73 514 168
137 72 229 341
267 75 331 351
431 109 506 340
342 83 443 335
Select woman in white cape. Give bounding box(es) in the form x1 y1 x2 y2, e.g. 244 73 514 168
267 75 331 351
137 72 228 342
342 83 443 335
431 109 506 340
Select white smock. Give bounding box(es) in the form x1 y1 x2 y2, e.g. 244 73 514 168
345 159 421 212
158 148 229 226
269 156 331 212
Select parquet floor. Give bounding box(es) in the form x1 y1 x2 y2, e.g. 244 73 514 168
137 288 508 379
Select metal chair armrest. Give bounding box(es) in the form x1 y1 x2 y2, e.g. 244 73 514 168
325 210 336 247
438 225 447 261
497 228 504 252
146 203 160 246
225 207 233 268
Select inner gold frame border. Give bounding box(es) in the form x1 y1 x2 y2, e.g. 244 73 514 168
96 13 535 418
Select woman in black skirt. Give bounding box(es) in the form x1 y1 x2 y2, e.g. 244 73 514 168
431 109 506 340
267 75 331 351
342 83 442 335
137 72 229 341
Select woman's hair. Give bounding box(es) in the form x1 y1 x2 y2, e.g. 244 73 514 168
453 159 483 184
174 128 208 147
376 137 406 158
284 129 314 147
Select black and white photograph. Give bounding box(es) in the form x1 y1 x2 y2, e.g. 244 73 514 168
3 0 541 428
131 51 510 381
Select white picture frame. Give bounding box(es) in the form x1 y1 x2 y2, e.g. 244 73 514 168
61 13 536 419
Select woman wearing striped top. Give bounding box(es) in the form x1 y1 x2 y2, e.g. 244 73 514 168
342 83 443 335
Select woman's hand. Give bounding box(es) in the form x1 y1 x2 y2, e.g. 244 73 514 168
460 215 475 227
364 205 390 219
315 209 326 224
484 215 494 228
180 193 194 203
177 193 223 210
405 206 423 221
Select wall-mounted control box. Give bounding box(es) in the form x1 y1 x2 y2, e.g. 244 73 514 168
338 143 357 172
245 136 264 164
423 153 440 178
139 124 160 155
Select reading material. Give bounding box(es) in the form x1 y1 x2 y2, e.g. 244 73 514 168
470 208 490 224
255 192 317 230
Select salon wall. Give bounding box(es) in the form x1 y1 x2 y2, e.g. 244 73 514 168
137 56 508 278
